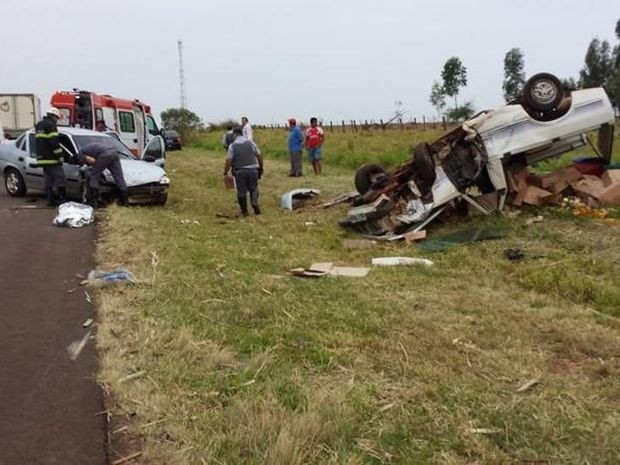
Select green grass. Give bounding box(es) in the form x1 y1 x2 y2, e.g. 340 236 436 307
97 126 620 464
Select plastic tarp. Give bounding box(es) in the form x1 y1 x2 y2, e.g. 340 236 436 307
52 202 94 228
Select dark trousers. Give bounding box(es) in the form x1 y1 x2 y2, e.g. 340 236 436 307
43 165 66 192
234 168 259 211
89 153 127 191
289 150 302 176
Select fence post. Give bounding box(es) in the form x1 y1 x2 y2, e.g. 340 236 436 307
329 121 333 133
398 118 404 130
380 119 385 131
442 116 447 130
341 120 345 133
352 120 357 133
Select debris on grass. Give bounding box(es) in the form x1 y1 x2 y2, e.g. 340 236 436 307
504 248 525 261
318 191 359 208
111 451 143 465
86 268 137 286
342 239 377 249
82 318 94 328
371 257 434 267
280 188 321 210
418 226 506 253
516 377 540 393
289 262 370 278
525 215 544 225
120 370 147 383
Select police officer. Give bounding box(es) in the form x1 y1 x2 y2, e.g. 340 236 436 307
223 127 264 216
77 142 129 207
35 107 66 206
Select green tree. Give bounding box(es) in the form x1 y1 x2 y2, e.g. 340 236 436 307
502 48 525 102
161 108 203 136
445 101 475 122
579 38 613 88
429 80 446 117
441 57 468 108
560 77 579 91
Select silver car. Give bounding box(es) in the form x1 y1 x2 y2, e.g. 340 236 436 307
0 127 170 204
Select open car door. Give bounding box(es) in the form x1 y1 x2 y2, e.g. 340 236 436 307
141 135 165 168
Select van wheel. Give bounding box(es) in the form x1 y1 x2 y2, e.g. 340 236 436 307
354 164 387 195
523 73 563 112
5 168 26 196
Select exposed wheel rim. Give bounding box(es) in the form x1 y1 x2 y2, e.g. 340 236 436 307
6 172 21 194
531 79 558 105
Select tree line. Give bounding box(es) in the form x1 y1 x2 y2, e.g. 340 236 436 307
430 18 620 121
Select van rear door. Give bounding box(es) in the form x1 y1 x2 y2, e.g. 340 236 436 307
117 110 139 157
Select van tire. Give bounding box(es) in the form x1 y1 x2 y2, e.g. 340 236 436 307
523 73 563 112
354 164 387 195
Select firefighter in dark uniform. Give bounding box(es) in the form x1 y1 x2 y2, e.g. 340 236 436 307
77 142 129 207
35 107 66 206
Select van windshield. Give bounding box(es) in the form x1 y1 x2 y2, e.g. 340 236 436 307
73 134 134 159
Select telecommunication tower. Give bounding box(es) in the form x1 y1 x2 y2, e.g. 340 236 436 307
178 39 187 109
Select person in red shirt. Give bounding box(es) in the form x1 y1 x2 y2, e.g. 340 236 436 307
305 117 325 175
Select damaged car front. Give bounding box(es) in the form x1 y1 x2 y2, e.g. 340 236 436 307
341 73 615 238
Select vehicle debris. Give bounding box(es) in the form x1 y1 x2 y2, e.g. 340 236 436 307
52 202 94 228
337 76 616 238
280 188 321 210
289 262 370 278
419 226 506 253
67 330 92 361
82 318 94 328
371 257 433 267
318 191 360 208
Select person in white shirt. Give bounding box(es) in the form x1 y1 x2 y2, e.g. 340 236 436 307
241 116 253 141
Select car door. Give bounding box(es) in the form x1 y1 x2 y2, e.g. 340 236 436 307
25 133 45 192
117 110 139 157
141 135 166 168
58 133 83 198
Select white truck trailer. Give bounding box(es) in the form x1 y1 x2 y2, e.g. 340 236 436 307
0 94 41 139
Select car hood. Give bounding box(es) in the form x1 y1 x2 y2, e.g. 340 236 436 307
103 159 167 186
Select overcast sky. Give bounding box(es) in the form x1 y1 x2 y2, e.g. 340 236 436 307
2 0 618 125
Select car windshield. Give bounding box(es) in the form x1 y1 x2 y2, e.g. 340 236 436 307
73 134 134 159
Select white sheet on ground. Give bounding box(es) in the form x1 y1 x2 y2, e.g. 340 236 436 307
53 202 94 228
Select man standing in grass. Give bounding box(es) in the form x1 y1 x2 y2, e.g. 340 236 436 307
288 118 304 177
223 127 264 217
241 116 253 141
305 117 325 175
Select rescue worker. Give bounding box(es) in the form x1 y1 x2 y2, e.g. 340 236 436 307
35 107 66 206
77 142 129 207
223 127 264 216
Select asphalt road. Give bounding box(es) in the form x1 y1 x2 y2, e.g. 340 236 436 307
0 191 106 464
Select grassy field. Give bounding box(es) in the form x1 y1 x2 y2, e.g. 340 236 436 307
97 127 620 464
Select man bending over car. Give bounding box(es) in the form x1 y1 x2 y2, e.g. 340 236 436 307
77 142 128 207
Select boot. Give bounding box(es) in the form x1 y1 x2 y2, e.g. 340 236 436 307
252 204 261 215
117 190 129 206
87 188 101 208
45 187 55 207
56 186 67 205
237 196 248 217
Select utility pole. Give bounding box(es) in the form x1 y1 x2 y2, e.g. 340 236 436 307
178 39 187 109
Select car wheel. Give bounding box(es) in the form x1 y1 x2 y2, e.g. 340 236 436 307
4 168 26 197
523 73 563 112
354 164 387 195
